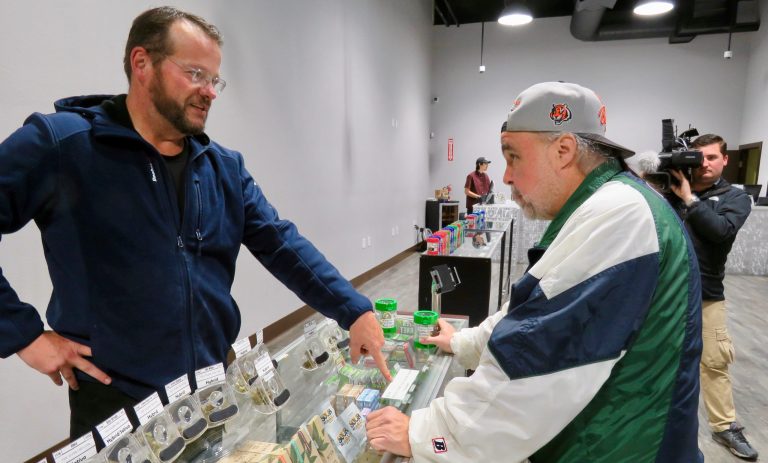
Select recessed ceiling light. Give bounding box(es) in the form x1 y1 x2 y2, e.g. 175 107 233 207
498 4 533 26
634 1 674 16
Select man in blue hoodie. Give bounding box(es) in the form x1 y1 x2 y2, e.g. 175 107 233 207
0 6 387 438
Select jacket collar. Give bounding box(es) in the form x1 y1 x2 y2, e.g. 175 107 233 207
537 159 623 249
54 94 212 159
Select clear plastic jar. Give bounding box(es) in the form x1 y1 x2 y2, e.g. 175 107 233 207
413 310 439 349
374 298 398 338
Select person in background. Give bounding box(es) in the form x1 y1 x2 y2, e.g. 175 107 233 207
0 6 388 439
667 134 757 461
464 156 493 214
366 81 703 462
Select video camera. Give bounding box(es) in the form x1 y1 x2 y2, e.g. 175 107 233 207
644 119 703 192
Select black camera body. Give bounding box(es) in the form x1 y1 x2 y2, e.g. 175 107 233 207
644 119 703 192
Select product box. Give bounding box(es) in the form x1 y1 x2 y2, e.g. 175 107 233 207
287 427 325 463
307 416 343 463
221 440 291 463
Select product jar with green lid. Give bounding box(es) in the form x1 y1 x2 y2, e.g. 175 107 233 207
374 298 398 338
413 310 439 349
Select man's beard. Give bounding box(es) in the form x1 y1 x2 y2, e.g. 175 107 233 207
149 75 208 136
510 185 553 220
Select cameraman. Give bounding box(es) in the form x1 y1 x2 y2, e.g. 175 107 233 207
668 134 757 461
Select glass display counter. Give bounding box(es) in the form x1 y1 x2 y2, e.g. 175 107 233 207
418 220 513 326
174 315 468 463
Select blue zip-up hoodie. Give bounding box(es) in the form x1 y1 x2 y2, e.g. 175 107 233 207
0 95 372 399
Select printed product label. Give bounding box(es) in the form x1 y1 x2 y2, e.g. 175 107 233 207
195 363 226 387
52 433 97 463
165 374 192 404
254 351 275 382
417 324 435 340
96 408 133 446
232 337 251 358
134 392 164 426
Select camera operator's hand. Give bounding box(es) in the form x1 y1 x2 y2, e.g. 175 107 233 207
669 169 695 204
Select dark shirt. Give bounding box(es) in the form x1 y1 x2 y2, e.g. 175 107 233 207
101 95 188 218
667 178 752 300
465 170 492 211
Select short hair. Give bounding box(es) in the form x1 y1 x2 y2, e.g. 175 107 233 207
123 6 223 81
538 132 613 175
691 134 726 154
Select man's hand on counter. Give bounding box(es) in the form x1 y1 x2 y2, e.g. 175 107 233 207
366 406 412 457
422 318 456 353
17 330 111 390
349 311 392 382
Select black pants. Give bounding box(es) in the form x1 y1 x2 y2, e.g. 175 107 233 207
68 380 139 441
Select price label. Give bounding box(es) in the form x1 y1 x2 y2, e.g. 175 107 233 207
52 432 97 463
254 351 275 382
303 320 317 338
256 329 264 346
195 363 226 388
165 374 191 405
96 408 133 447
232 337 251 358
134 392 164 426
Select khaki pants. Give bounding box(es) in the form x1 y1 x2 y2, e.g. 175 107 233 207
700 299 736 432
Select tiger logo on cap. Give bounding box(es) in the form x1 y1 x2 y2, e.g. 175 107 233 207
550 103 572 125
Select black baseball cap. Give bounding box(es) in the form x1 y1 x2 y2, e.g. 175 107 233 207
476 157 492 164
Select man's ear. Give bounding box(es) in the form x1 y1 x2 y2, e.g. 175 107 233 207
130 47 153 83
553 133 578 169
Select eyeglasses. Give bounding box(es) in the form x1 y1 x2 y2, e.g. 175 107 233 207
166 57 226 94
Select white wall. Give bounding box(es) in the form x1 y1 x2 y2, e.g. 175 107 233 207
429 18 752 207
0 1 433 460
740 3 768 197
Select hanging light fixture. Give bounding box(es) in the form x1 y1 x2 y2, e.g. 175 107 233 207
633 0 674 16
479 22 486 73
498 1 533 26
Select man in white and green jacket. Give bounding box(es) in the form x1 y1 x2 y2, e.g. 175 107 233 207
366 82 703 463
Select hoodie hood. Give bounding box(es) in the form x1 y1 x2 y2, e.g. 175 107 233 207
53 94 212 147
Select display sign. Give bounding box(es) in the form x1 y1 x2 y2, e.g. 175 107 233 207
96 408 133 447
195 363 226 388
134 392 164 426
52 432 97 463
164 374 192 405
448 138 454 161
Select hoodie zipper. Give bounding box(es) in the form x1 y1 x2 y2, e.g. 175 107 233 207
194 179 203 256
149 151 196 376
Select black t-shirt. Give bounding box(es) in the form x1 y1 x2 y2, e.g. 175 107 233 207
101 95 188 218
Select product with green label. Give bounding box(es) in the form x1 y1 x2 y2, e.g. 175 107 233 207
413 310 439 349
374 298 398 338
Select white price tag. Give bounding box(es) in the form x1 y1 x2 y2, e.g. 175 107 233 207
256 329 264 346
35 459 47 463
232 337 251 358
165 374 192 405
195 363 226 387
134 392 164 426
96 408 133 447
381 369 419 402
254 351 275 382
52 432 97 463
303 320 317 338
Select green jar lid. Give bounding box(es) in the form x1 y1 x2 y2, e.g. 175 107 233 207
413 310 438 325
375 298 398 311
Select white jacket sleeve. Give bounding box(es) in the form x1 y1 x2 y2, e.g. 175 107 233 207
407 182 657 462
449 303 509 370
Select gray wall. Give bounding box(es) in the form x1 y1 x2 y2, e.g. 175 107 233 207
428 18 752 208
740 3 768 197
0 1 432 460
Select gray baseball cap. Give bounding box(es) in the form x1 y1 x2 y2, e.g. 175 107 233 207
503 82 634 159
